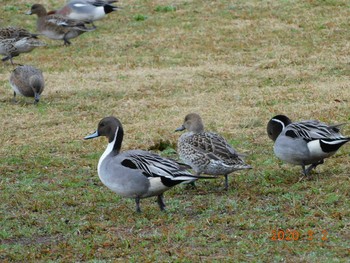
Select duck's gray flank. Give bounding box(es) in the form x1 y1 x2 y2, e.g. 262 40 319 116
84 116 211 213
176 113 251 190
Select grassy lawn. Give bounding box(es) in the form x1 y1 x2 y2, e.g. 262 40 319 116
1 0 349 261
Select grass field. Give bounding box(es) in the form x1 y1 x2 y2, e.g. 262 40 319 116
1 0 349 261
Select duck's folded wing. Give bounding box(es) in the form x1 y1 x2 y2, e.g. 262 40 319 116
286 121 346 141
48 16 92 30
86 0 118 6
47 17 68 27
120 151 196 180
183 132 242 160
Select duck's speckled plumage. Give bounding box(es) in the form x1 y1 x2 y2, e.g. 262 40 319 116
0 27 45 64
176 113 251 190
267 114 350 176
85 116 208 212
27 4 96 45
0 26 37 39
9 65 45 103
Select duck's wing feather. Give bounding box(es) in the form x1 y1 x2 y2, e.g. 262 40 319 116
120 151 196 181
83 0 118 6
47 15 94 31
183 132 243 160
285 121 346 141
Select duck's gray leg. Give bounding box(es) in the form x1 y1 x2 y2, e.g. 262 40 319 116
302 160 324 176
13 91 17 103
302 165 308 176
135 197 141 213
2 55 14 65
157 194 166 211
305 160 324 175
189 172 203 188
90 21 97 29
186 173 201 189
63 34 71 45
224 174 229 191
188 180 196 188
305 165 315 175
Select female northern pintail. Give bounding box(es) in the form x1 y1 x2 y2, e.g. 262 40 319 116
175 113 252 190
26 4 96 45
0 27 45 64
267 115 350 176
84 116 210 212
9 65 45 104
48 0 120 27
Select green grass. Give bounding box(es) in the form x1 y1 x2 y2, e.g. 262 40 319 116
1 0 350 261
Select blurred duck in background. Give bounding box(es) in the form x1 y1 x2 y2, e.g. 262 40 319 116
48 0 121 27
26 4 96 45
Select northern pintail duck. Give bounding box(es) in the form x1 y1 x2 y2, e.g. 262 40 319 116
26 4 96 45
9 65 45 104
175 113 252 190
267 115 350 176
84 116 210 212
0 27 45 64
48 0 120 26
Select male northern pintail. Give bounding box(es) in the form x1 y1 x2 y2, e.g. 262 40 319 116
84 116 212 212
48 0 120 27
26 4 96 45
0 27 45 64
175 113 252 190
9 65 45 104
267 115 350 176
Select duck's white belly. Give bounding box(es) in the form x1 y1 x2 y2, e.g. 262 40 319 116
9 82 24 96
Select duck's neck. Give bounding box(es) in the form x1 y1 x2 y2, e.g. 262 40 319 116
110 126 123 153
37 18 45 31
98 126 123 174
271 118 288 138
30 76 43 93
272 118 286 130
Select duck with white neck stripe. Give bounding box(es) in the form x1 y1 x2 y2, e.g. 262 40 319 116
84 116 214 213
267 114 350 176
